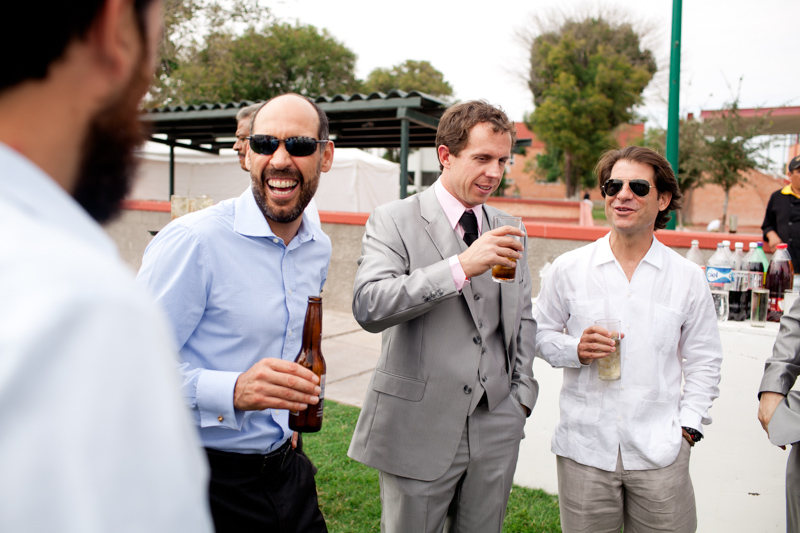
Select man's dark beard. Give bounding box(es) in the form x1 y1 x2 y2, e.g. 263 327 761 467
72 44 152 224
252 165 319 224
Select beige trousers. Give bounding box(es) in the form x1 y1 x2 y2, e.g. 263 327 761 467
556 438 696 533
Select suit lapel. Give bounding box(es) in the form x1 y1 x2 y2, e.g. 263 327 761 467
420 187 462 262
420 187 479 323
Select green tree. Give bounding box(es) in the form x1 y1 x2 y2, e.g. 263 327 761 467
522 14 656 198
702 101 771 232
172 23 360 104
148 0 273 107
641 119 706 228
361 60 454 99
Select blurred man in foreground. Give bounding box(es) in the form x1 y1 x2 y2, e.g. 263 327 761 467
0 0 212 530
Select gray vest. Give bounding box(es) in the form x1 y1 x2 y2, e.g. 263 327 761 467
457 211 511 414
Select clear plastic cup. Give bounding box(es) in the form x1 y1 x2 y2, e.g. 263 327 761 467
595 319 621 381
491 216 524 284
751 288 769 327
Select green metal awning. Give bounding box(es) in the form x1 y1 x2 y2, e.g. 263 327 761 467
140 90 450 198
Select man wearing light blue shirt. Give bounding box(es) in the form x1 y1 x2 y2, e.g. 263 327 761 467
138 94 334 532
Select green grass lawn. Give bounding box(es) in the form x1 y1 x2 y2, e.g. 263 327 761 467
592 203 607 222
304 401 562 532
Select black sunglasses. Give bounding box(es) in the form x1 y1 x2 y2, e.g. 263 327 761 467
602 179 654 198
248 135 327 157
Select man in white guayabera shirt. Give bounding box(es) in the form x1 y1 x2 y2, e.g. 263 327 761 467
0 1 212 531
534 146 722 533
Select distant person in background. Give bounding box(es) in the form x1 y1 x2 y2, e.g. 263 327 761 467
758 297 800 533
235 102 321 226
579 190 594 227
0 0 212 530
763 155 800 268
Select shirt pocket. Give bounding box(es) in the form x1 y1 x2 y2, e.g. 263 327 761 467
372 369 426 402
649 304 685 357
565 298 607 338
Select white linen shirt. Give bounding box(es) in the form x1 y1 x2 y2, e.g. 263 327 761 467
0 143 212 532
534 233 722 472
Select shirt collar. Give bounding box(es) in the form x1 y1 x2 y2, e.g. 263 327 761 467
434 179 484 232
594 232 664 270
233 186 317 245
0 142 118 256
781 184 800 199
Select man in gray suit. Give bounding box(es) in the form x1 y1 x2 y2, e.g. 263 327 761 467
348 101 538 532
758 297 800 532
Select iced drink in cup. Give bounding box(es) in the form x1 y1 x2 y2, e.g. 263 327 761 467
595 319 621 381
492 215 525 284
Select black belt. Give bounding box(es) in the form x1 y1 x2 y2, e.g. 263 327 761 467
206 439 293 474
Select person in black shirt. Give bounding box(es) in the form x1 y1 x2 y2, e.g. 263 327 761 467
763 155 800 269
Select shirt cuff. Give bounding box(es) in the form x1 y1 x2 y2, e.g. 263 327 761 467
541 336 582 368
679 409 703 433
196 370 244 430
449 255 469 292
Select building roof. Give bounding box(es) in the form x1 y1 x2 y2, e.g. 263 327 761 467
699 106 800 135
140 90 449 153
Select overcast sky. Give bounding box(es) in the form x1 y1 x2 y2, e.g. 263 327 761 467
269 0 797 130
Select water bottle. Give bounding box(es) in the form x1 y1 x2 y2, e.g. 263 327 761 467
685 239 705 272
767 244 795 322
706 243 732 323
728 242 748 321
722 240 733 261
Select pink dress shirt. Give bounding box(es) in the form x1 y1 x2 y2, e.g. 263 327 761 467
433 180 483 291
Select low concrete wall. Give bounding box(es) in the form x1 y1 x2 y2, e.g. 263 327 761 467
486 196 580 221
105 207 765 314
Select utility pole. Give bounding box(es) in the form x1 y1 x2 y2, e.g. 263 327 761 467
665 0 682 230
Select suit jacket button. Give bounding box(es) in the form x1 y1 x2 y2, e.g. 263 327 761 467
464 385 472 394
473 336 481 344
481 376 488 382
474 294 481 300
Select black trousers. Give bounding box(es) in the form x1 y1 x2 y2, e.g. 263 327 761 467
206 440 327 533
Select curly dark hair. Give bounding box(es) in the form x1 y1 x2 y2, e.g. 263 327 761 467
595 146 683 231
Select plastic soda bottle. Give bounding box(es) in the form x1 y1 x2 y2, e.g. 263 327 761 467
767 244 794 322
728 242 749 321
756 242 770 276
706 243 732 322
685 240 705 272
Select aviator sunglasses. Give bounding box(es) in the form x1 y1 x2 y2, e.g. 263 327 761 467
602 179 654 198
248 135 328 157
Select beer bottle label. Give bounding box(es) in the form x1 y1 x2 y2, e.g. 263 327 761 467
319 374 326 399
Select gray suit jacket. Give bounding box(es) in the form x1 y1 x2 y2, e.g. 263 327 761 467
759 297 800 446
347 186 538 481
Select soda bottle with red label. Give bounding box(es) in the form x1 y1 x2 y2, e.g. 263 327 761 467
767 244 794 322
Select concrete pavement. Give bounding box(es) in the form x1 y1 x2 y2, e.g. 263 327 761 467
322 309 788 532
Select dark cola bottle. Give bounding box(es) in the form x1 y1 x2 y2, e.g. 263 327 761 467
767 244 794 322
289 296 326 433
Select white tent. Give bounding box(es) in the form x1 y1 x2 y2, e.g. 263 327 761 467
131 147 400 213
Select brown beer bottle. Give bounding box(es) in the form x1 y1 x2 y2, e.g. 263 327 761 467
288 296 326 433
